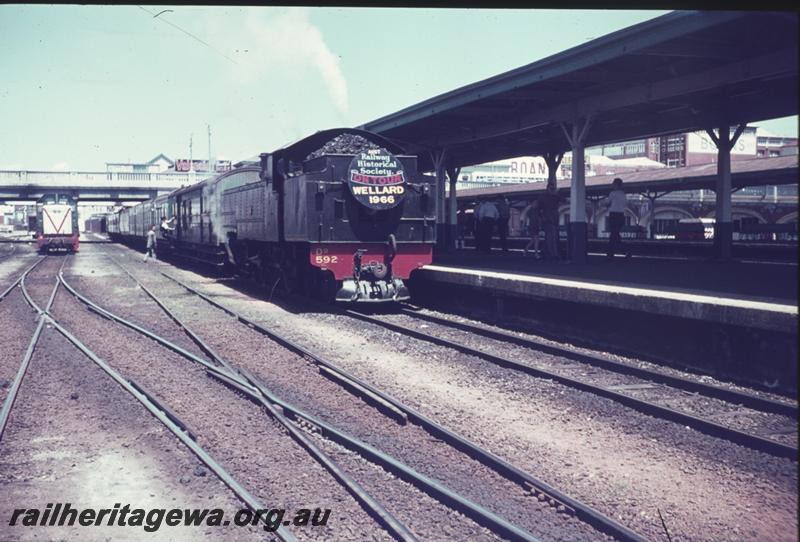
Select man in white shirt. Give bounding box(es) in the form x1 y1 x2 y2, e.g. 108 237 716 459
142 225 158 262
160 216 176 237
603 177 630 259
475 200 499 253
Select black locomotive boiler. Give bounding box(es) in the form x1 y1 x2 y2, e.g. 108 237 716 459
109 128 437 302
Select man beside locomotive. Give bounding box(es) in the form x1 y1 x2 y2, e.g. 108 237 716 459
142 225 158 262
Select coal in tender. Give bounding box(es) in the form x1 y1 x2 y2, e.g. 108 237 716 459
305 134 382 160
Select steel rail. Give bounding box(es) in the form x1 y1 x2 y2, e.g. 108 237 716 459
107 256 238 375
80 261 554 542
210 368 420 542
109 262 547 542
398 306 797 418
0 318 46 442
216 367 543 542
0 258 65 441
19 256 67 315
58 274 226 375
159 271 650 542
58 270 420 542
0 257 45 302
0 242 17 261
44 318 299 542
343 308 798 460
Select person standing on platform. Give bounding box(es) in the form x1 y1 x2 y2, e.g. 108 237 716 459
520 197 542 258
142 225 158 262
603 177 631 260
475 200 499 253
497 197 511 252
540 184 562 261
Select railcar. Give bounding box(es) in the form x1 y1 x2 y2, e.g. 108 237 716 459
675 218 715 241
84 214 109 234
111 128 437 302
35 193 79 253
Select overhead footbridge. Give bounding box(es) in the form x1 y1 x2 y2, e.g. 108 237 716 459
0 170 212 203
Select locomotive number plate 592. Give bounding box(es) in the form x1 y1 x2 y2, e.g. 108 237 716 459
313 247 339 264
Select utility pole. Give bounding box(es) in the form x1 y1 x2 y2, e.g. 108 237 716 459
208 124 212 173
189 133 194 171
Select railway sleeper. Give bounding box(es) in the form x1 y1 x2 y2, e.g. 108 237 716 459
522 482 576 516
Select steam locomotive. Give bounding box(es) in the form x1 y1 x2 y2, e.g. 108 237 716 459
108 128 437 302
35 193 80 253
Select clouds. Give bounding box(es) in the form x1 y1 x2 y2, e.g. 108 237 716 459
236 8 348 113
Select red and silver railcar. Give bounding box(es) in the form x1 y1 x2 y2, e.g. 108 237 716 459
35 194 79 253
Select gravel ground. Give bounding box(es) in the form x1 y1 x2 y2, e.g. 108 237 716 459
0 288 38 407
112 261 608 541
0 247 37 292
114 243 800 542
0 324 262 541
54 249 500 542
66 250 209 360
72 244 553 542
373 312 798 447
18 255 65 312
415 304 797 405
293 310 798 542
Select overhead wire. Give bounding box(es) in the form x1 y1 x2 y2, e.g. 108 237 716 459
135 5 238 65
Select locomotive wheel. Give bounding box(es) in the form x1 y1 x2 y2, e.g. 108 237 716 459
306 268 336 303
280 261 300 296
318 272 337 304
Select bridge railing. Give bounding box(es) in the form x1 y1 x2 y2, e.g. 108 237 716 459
0 170 213 188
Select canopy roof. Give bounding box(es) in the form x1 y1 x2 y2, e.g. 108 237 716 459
361 11 798 171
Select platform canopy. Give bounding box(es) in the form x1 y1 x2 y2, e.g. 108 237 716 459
455 155 799 201
360 11 798 171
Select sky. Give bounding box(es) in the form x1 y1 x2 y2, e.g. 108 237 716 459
0 5 797 171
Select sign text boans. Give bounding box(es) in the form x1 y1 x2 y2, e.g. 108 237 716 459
347 148 406 210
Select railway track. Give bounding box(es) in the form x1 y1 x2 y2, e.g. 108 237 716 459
0 256 57 440
393 305 797 415
341 305 797 460
0 257 298 541
63 243 797 541
56 256 555 542
172 260 796 460
0 242 18 260
78 253 654 542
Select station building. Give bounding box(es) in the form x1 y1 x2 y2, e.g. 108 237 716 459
105 154 175 173
456 126 798 242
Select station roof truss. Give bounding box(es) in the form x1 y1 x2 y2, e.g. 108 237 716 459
455 155 799 202
360 11 798 172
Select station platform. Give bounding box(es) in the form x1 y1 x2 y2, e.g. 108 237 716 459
414 249 798 333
